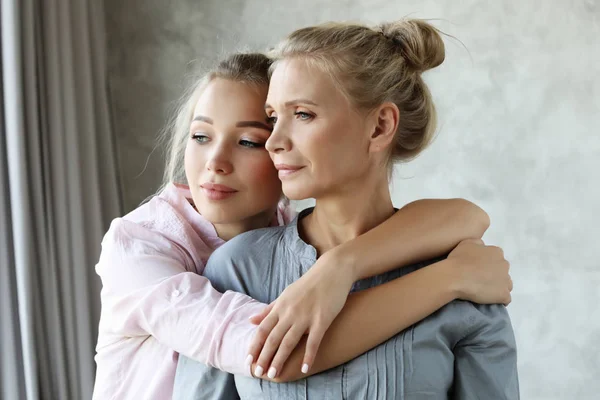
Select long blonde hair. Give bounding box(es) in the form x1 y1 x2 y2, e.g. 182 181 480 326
269 19 445 165
157 53 272 193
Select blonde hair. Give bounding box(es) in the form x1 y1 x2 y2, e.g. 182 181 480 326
269 19 445 164
158 53 272 192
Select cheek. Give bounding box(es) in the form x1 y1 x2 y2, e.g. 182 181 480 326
309 122 366 180
241 153 281 193
184 141 206 181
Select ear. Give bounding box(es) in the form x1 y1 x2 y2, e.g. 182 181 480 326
368 102 399 154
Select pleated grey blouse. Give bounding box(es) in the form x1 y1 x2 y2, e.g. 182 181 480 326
174 209 519 400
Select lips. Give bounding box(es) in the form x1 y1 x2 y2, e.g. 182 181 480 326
275 164 304 178
200 182 238 200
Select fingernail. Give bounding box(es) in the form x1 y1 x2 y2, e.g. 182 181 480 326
267 367 277 379
245 355 253 367
301 363 309 374
255 365 264 377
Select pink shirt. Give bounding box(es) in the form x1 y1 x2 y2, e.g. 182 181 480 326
92 183 295 400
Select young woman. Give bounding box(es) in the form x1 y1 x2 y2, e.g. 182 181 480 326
93 51 512 400
174 21 518 399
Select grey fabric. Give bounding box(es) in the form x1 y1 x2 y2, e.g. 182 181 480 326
0 0 122 398
176 209 519 400
174 354 241 400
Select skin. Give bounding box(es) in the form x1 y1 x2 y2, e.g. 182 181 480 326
182 73 512 381
265 57 399 252
185 79 281 241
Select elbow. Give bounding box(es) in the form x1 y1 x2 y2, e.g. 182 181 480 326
454 198 490 238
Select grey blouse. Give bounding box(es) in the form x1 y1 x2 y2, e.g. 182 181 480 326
174 209 519 400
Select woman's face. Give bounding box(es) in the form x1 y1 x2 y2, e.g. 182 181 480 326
265 58 374 200
185 78 282 226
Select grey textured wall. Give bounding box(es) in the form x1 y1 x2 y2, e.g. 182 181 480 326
105 1 600 398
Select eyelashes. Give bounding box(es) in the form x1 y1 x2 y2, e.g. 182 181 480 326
239 140 264 148
191 134 264 149
266 111 315 125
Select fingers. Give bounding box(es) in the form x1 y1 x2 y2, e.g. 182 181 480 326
246 313 278 371
249 303 274 326
254 320 292 377
266 325 306 379
486 245 505 258
301 325 327 376
461 238 484 245
504 291 512 306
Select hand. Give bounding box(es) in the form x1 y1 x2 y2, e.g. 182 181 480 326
448 238 513 305
246 249 354 379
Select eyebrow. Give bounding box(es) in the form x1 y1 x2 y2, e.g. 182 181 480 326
192 115 213 124
192 115 272 132
265 99 319 109
236 121 273 132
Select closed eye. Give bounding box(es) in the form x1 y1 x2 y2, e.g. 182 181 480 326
240 139 264 148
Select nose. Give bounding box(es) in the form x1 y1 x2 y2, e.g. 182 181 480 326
265 121 291 155
206 144 233 175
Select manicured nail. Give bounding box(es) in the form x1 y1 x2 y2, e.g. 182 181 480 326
245 355 253 367
255 365 264 377
267 367 277 379
301 363 309 374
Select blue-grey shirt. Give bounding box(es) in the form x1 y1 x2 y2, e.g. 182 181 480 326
174 209 519 400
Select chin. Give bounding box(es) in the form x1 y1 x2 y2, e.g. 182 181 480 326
282 184 316 201
197 203 236 224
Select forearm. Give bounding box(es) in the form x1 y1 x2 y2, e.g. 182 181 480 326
335 198 489 281
268 259 460 382
107 271 265 374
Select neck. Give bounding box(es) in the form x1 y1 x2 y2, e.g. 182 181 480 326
213 209 276 241
300 171 394 256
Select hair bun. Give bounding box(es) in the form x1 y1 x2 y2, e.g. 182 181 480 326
378 20 445 73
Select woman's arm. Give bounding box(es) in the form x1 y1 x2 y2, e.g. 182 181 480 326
267 239 512 382
96 219 268 375
339 198 490 280
247 199 493 378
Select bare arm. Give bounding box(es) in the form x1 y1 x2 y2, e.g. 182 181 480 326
342 198 490 280
265 258 458 382
267 238 511 382
250 198 492 378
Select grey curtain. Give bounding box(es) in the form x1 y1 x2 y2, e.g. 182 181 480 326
1 0 122 399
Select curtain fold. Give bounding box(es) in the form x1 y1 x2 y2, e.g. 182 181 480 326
1 0 122 398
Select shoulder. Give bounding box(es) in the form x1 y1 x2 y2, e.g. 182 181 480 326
99 197 198 271
203 226 288 295
210 225 288 265
102 197 179 250
442 300 515 347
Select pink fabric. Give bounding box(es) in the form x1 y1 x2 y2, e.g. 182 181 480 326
92 184 295 400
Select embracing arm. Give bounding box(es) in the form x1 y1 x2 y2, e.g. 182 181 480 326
341 198 490 280
250 198 493 378
266 238 511 382
96 219 267 374
266 257 458 382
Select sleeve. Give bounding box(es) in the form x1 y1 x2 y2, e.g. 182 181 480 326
96 219 266 375
173 231 272 398
452 303 520 399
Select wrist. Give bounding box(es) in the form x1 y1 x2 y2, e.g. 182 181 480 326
326 244 361 283
432 258 463 300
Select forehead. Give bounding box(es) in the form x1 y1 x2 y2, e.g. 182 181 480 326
194 78 268 118
267 58 345 106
